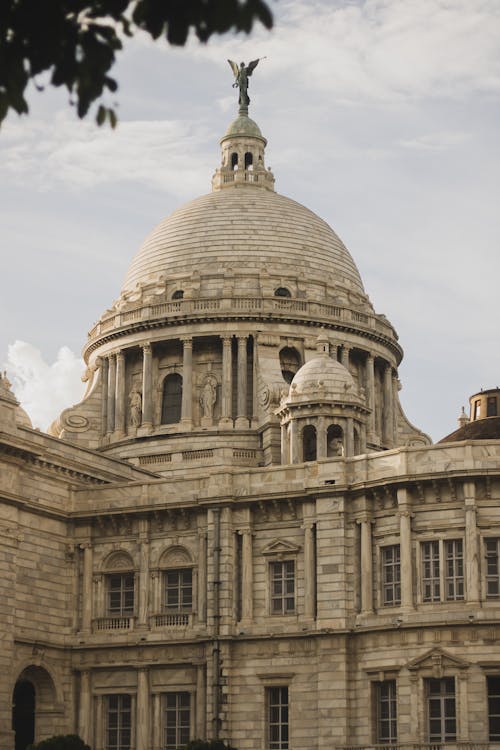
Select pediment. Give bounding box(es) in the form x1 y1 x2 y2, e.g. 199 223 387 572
406 647 469 674
261 538 301 557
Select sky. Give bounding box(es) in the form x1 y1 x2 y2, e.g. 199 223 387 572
1 0 499 441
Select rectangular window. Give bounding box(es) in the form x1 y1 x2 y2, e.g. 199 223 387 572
382 545 401 606
163 692 190 750
270 561 295 615
375 680 397 743
268 686 289 750
108 573 135 615
164 568 192 612
474 399 481 419
487 396 498 417
486 539 500 598
445 540 464 601
106 694 131 750
422 541 440 602
488 676 500 740
427 677 456 742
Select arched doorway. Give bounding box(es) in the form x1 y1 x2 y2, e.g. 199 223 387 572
13 680 35 750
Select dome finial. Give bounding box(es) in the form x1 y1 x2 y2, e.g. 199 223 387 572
227 58 265 115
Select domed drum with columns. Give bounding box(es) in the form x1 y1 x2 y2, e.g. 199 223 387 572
53 110 428 465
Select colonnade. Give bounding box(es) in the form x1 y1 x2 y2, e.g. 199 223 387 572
340 345 398 446
99 334 252 436
357 482 481 613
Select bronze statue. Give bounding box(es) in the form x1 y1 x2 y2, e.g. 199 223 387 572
228 58 265 112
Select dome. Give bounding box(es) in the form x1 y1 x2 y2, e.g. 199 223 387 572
224 114 264 139
122 189 365 297
439 417 500 443
288 355 362 403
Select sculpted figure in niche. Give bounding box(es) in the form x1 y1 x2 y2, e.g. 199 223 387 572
200 379 217 419
328 436 344 457
129 386 142 427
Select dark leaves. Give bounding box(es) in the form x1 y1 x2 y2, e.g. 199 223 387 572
0 0 273 130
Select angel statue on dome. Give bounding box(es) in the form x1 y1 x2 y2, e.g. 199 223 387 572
227 58 265 111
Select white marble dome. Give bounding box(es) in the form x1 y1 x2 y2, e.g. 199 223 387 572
121 188 366 297
288 355 362 404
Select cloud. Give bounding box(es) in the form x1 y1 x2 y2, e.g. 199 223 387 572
0 114 214 195
399 131 470 150
187 0 500 102
4 341 86 431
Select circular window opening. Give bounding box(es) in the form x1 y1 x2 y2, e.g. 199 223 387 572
172 290 184 300
274 287 291 298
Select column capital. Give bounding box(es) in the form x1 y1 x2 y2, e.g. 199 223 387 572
355 513 374 526
142 342 152 354
115 349 125 361
237 334 248 343
238 527 253 537
221 334 233 344
180 336 193 346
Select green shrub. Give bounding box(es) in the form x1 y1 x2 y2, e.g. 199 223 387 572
27 735 91 750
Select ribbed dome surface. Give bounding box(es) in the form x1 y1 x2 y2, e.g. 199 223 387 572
122 189 365 295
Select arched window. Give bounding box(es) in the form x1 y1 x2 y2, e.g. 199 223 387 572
245 151 253 169
172 289 184 300
231 152 238 169
274 287 291 298
162 374 183 424
327 424 344 457
279 346 301 385
303 425 317 462
353 426 361 455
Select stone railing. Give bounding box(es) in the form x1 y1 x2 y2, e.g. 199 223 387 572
87 297 397 342
151 613 191 628
94 616 134 631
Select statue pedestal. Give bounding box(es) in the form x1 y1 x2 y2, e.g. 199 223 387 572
200 417 213 430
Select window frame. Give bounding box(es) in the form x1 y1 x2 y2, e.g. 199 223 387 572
162 691 191 750
381 544 401 607
269 560 296 616
374 679 398 744
267 685 289 750
485 537 500 599
107 572 135 617
106 693 132 750
488 675 500 741
417 537 465 604
426 676 456 743
163 567 193 613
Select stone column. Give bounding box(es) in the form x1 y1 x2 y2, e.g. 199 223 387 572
392 371 399 444
397 488 414 609
464 481 480 603
303 521 316 618
100 357 108 437
181 337 193 426
78 670 92 745
107 354 116 434
345 417 354 457
357 513 374 614
290 419 300 464
114 350 126 437
141 343 153 429
240 528 253 621
95 695 104 750
152 693 161 750
365 353 376 440
340 345 350 369
383 363 394 446
198 529 207 624
196 663 207 738
220 335 233 427
236 335 248 428
136 668 149 750
138 519 150 627
280 423 288 464
317 416 327 459
81 542 93 631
